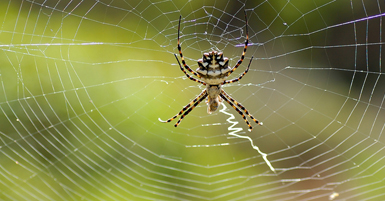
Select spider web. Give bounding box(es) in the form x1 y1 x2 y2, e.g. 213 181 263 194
1 0 385 200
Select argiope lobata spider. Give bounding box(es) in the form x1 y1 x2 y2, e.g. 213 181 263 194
159 11 263 131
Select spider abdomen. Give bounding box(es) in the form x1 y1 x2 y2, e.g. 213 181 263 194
197 51 231 85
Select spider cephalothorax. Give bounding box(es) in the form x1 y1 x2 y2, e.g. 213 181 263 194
159 11 263 131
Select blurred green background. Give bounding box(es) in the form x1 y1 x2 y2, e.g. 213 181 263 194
1 0 385 200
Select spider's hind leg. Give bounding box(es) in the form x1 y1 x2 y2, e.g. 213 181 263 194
174 54 205 85
177 15 202 79
227 10 249 77
223 57 253 85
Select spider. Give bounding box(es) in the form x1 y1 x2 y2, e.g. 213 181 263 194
159 11 263 131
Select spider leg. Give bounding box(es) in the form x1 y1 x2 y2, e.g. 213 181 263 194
228 10 249 76
159 90 207 123
177 16 202 78
221 89 263 126
174 92 208 127
174 54 206 85
223 56 253 85
219 93 253 131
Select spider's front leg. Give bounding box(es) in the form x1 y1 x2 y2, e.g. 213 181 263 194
159 90 208 127
221 89 263 126
174 92 208 127
219 93 253 131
